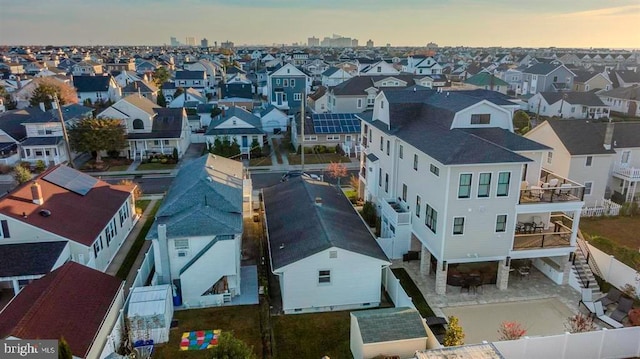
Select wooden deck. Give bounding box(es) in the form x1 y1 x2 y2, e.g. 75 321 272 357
513 230 571 250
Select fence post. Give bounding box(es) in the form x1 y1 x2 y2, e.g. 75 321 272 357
606 255 615 281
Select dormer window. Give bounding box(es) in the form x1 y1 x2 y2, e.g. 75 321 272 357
133 119 144 130
470 114 490 125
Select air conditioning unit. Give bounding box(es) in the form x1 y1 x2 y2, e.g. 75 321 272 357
177 250 189 258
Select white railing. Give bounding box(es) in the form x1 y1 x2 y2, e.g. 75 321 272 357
382 266 415 310
613 162 640 179
586 241 640 298
491 327 640 359
381 199 412 225
582 199 622 217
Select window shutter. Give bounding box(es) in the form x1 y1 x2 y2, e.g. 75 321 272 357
1 220 9 238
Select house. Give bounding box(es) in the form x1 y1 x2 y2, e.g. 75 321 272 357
217 97 255 112
174 70 208 93
522 63 576 95
495 68 524 94
359 60 400 76
307 85 329 114
572 70 612 92
526 119 640 204
221 75 253 99
98 94 191 159
527 92 610 119
405 56 443 75
0 165 136 272
358 87 584 295
350 307 429 359
597 85 640 117
18 108 72 165
321 67 353 87
266 63 310 113
0 241 69 299
72 75 121 103
303 58 330 81
168 87 208 108
608 70 640 88
135 60 159 74
292 112 362 157
147 154 253 308
71 60 103 76
184 59 222 89
259 105 289 134
263 177 390 314
205 106 266 156
113 70 142 88
121 80 159 103
0 262 124 359
463 72 509 95
0 108 31 165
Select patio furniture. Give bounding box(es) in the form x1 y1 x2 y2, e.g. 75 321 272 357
558 183 572 196
549 178 559 187
532 216 545 233
594 301 624 329
579 288 596 316
610 296 634 322
518 266 530 279
530 185 542 198
597 288 622 307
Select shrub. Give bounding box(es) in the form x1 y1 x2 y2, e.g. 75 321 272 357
565 313 596 333
443 316 465 346
498 321 527 341
345 190 358 204
0 164 11 174
14 165 32 184
108 150 120 159
172 148 179 160
160 158 168 164
361 201 377 227
34 160 46 172
303 147 313 154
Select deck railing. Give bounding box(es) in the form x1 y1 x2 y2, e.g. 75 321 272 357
613 162 640 180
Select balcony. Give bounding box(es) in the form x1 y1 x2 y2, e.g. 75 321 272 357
519 170 584 205
513 214 573 251
613 162 640 181
381 199 411 226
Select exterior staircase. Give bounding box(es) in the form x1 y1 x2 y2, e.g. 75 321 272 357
573 236 603 298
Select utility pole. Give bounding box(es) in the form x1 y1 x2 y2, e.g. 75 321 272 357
53 94 75 169
300 92 305 172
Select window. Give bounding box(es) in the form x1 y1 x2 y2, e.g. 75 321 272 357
496 215 507 232
291 79 295 87
380 101 384 109
153 140 160 146
303 135 317 141
497 172 511 197
35 150 43 156
378 168 382 187
357 98 363 108
318 270 331 284
283 79 289 87
458 174 472 199
377 66 381 73
416 196 421 218
386 140 390 155
174 239 190 250
621 151 630 164
385 173 389 192
164 140 170 145
326 135 340 141
430 164 439 176
453 217 465 235
294 93 302 101
134 119 145 130
425 204 437 233
0 220 10 238
478 173 491 198
470 114 491 125
380 136 384 150
402 184 407 201
585 156 592 167
399 145 403 159
369 129 372 142
276 79 280 85
413 154 418 170
547 152 553 164
584 181 593 195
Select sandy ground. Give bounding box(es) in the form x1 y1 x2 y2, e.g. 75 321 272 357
442 297 574 344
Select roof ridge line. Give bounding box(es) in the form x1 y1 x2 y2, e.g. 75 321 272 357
303 180 333 249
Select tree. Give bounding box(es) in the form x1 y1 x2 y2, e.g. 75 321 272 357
497 321 526 341
209 331 256 359
565 313 596 333
173 87 184 99
250 138 262 158
157 91 167 107
152 67 171 87
211 105 222 118
29 78 77 110
326 162 348 187
68 117 127 163
513 110 531 135
58 337 73 359
0 85 17 110
443 316 465 346
14 165 32 184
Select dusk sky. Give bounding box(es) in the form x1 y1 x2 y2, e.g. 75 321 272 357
1 0 639 48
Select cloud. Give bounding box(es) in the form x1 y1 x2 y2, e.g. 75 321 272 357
552 4 640 18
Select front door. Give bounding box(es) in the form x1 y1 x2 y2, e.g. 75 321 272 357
242 136 248 148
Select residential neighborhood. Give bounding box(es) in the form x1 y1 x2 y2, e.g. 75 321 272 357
0 3 640 359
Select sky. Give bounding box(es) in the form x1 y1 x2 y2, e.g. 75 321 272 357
1 0 639 48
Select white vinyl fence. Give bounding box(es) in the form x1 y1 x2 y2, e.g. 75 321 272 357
493 327 640 359
582 199 622 217
586 241 640 297
382 267 415 309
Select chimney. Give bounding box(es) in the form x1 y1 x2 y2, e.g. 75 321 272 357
16 76 22 89
315 196 323 207
603 121 614 150
39 102 46 112
221 108 226 117
31 181 44 205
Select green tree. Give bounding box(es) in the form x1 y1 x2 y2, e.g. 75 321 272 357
58 337 73 359
250 138 262 158
211 105 222 118
210 332 256 359
14 165 32 184
443 316 465 347
0 85 17 110
157 91 167 107
153 67 171 87
513 110 531 134
35 160 46 172
173 87 184 99
68 117 127 163
30 83 65 110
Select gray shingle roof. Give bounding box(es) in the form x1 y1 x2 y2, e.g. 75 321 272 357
598 84 640 100
0 241 67 277
73 75 113 92
539 92 606 107
264 178 389 270
352 307 428 344
522 63 560 75
0 108 38 141
461 128 551 152
206 107 265 136
545 119 640 155
146 154 243 240
174 70 205 80
127 108 184 139
20 136 63 146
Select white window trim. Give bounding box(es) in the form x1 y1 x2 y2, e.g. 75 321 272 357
453 216 465 236
495 214 508 233
477 172 492 199
496 171 511 197
318 269 331 285
457 173 473 199
584 181 593 196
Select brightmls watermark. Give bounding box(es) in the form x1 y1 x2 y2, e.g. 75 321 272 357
1 340 57 358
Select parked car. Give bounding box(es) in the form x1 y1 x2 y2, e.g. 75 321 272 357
280 170 321 182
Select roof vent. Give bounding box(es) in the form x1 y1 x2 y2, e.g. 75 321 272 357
39 209 51 217
279 243 285 250
315 197 323 207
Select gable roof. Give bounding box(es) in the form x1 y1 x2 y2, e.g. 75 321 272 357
597 84 640 100
205 107 265 136
0 108 41 141
539 91 606 107
119 93 160 116
0 262 122 358
174 70 205 80
128 107 185 139
544 119 640 155
464 72 509 87
352 307 428 344
523 63 561 75
0 241 67 278
0 165 134 246
72 75 114 92
122 80 158 94
264 178 389 270
260 105 286 118
146 154 243 240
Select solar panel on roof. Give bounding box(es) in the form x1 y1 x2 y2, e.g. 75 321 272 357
43 165 99 196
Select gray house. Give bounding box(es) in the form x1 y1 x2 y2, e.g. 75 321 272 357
522 63 576 95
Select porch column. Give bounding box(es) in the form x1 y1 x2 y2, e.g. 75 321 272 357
496 259 510 290
160 140 164 154
561 254 572 285
570 210 581 247
12 279 20 296
435 260 447 295
420 245 431 276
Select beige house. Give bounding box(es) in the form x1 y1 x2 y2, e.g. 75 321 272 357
573 71 612 92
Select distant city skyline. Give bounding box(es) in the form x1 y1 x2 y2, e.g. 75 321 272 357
1 0 639 48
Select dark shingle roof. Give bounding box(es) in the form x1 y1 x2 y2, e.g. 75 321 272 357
0 109 38 141
598 84 640 100
0 241 67 277
461 128 551 152
539 92 606 107
20 136 63 146
545 119 640 155
352 307 428 344
205 107 265 136
523 63 560 75
174 70 205 80
72 75 113 92
264 178 389 270
127 108 184 139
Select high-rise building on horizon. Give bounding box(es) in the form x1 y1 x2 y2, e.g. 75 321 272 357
201 38 209 48
170 36 180 47
185 36 196 46
351 39 359 47
366 39 374 48
308 36 320 47
221 40 234 49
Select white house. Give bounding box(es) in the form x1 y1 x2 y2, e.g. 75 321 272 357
147 154 253 308
259 105 289 134
321 67 353 87
0 165 137 273
264 177 390 314
597 85 640 117
205 106 266 156
168 87 208 108
527 92 610 119
360 60 400 75
73 75 121 104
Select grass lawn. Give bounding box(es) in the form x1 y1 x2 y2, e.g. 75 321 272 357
108 164 130 171
115 201 161 279
136 162 177 171
272 311 351 359
153 305 263 359
135 200 151 213
580 216 640 271
249 156 273 167
287 153 351 165
392 268 435 318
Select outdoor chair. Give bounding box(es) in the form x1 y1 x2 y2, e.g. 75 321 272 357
532 216 545 233
518 266 530 280
549 178 559 187
597 288 622 307
610 296 634 322
594 301 624 329
579 288 596 316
